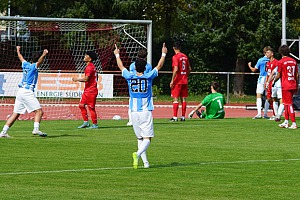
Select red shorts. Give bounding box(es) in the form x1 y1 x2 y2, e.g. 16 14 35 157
171 84 188 98
80 92 97 108
282 89 297 105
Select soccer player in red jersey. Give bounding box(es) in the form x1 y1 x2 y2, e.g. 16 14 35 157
264 48 277 119
274 45 298 129
170 41 192 122
72 51 99 129
266 49 284 121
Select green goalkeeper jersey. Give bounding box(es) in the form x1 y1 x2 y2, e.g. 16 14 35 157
201 92 226 119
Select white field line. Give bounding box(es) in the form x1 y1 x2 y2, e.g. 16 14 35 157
0 158 299 176
0 103 246 109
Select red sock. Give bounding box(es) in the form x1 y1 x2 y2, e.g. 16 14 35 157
182 102 187 117
284 105 289 120
289 104 296 123
79 105 88 121
173 102 179 117
88 106 98 124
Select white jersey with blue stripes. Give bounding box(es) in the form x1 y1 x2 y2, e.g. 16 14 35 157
18 61 38 92
122 68 158 112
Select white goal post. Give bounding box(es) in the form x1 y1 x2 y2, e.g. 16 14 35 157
0 16 152 120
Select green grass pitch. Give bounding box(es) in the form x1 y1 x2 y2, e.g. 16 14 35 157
0 118 300 200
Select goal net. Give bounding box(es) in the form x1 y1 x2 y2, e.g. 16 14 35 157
0 16 152 121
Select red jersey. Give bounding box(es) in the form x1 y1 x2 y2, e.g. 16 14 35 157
277 57 298 90
266 58 278 84
84 62 98 94
172 52 190 85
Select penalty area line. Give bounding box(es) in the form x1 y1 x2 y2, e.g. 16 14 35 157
0 158 300 176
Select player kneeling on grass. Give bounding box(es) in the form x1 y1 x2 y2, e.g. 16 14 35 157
114 43 167 169
0 46 48 138
188 81 226 119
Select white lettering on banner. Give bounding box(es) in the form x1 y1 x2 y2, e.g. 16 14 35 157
0 72 113 98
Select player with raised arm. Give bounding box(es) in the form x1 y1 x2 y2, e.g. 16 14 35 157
274 45 298 129
248 46 272 119
0 46 48 138
114 43 167 169
127 49 152 126
72 51 99 129
188 81 226 119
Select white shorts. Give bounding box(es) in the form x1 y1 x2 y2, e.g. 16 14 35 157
271 87 282 99
256 83 265 94
14 88 41 114
131 111 154 138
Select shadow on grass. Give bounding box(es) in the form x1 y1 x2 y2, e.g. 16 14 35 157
150 162 200 168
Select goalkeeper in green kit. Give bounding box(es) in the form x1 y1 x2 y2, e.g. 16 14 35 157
188 81 226 119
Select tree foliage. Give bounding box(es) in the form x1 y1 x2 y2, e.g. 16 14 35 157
0 0 299 95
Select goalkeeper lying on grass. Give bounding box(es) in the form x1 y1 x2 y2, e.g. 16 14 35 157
188 81 226 119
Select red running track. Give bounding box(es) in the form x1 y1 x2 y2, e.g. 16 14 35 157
0 103 287 121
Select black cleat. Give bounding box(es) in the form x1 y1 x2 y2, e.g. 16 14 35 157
170 117 178 122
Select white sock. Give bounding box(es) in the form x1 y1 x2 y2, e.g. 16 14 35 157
277 104 284 118
138 139 148 164
273 101 278 116
2 125 9 133
256 98 262 116
34 122 40 131
137 139 150 158
264 100 270 117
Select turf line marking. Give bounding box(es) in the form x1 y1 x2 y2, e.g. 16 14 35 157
0 158 300 176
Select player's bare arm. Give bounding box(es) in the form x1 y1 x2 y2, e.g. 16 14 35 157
16 46 25 63
36 49 48 68
265 70 276 89
155 43 167 71
248 62 257 73
72 75 90 82
273 72 281 87
170 66 178 88
114 44 126 71
188 103 203 118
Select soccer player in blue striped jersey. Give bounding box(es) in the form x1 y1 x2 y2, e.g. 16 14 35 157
114 43 167 169
0 46 48 138
127 49 152 126
248 46 272 119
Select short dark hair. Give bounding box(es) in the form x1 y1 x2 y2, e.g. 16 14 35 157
278 45 291 56
211 81 220 91
137 49 147 59
31 52 42 63
173 41 181 50
86 51 98 61
135 58 147 73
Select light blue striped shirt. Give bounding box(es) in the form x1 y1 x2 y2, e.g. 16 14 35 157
18 61 38 92
122 68 158 112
